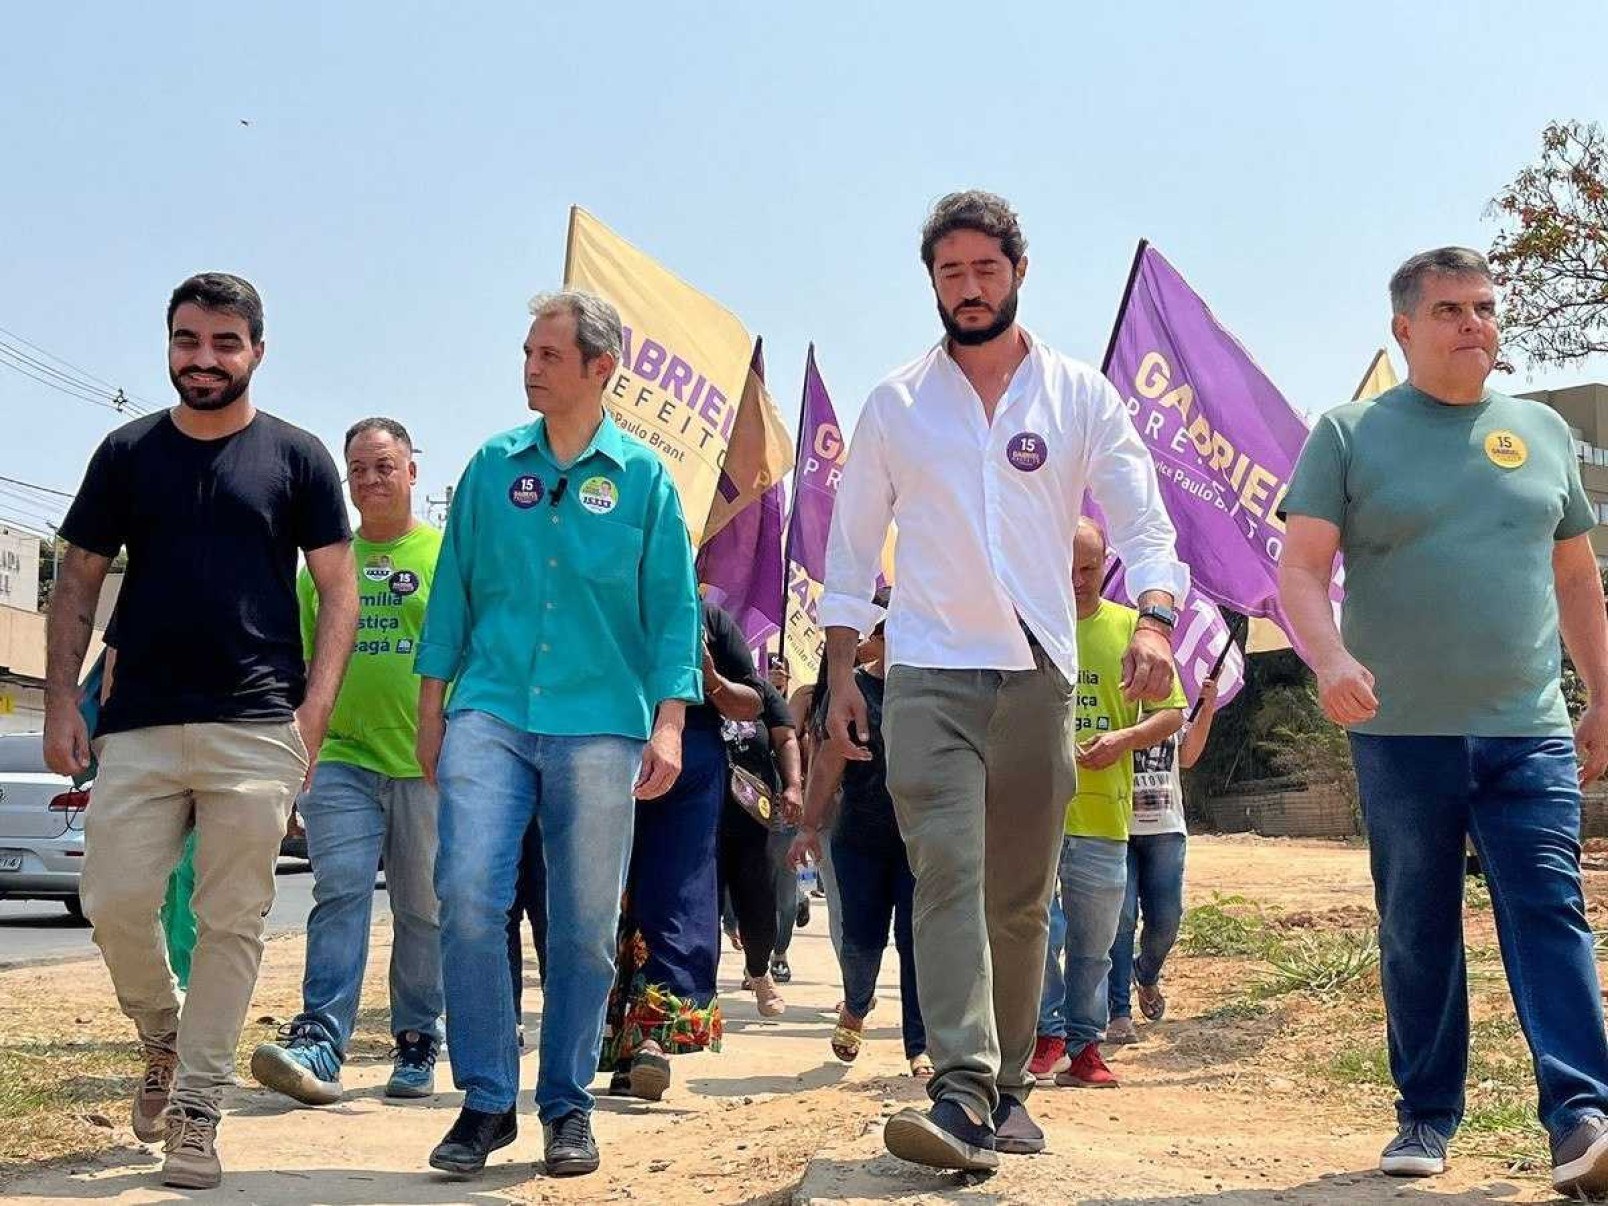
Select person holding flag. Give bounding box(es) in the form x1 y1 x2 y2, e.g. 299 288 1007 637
820 190 1186 1171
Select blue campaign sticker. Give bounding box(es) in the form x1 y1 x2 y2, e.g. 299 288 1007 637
396 638 413 654
508 474 545 508
388 570 420 596
1005 432 1048 472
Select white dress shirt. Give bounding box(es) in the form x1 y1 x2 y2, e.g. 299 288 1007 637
819 331 1188 685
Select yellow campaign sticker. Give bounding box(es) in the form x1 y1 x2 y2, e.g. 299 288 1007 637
578 476 619 515
1485 431 1527 469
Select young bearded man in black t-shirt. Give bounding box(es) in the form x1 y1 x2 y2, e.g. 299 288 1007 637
43 273 357 1191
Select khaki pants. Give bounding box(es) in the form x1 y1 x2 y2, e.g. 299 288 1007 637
882 651 1077 1121
81 722 307 1116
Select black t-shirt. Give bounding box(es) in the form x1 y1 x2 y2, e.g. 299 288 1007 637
687 601 767 733
60 411 351 735
837 669 897 843
723 680 793 791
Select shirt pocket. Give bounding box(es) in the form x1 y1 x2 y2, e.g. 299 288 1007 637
570 519 644 584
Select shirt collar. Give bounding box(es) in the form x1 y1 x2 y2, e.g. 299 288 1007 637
508 412 628 470
932 326 1042 393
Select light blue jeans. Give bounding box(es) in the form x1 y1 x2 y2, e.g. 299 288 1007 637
294 761 442 1055
1107 832 1188 1021
435 710 640 1121
1037 835 1129 1053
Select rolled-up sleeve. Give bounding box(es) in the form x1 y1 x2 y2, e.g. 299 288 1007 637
639 469 703 707
414 454 479 682
820 393 894 634
1084 377 1190 603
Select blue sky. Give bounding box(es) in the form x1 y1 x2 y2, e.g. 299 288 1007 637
3 1 1606 532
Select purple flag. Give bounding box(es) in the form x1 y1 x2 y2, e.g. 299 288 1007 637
1102 556 1245 710
784 345 844 585
1103 243 1332 636
698 481 785 649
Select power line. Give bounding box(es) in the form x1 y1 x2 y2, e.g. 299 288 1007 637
0 473 72 500
0 323 163 412
0 331 156 417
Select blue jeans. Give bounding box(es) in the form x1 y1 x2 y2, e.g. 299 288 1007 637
832 824 926 1059
1038 891 1068 1037
1108 833 1187 1020
435 710 641 1121
295 761 442 1055
1038 836 1128 1052
1352 733 1608 1142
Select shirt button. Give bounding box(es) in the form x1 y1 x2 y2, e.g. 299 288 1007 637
545 601 555 610
550 516 560 525
540 643 550 653
548 558 558 568
532 686 543 696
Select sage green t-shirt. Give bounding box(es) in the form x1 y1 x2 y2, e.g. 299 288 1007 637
297 523 442 777
1283 383 1594 737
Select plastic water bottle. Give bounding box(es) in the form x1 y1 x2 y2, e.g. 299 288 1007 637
797 864 819 896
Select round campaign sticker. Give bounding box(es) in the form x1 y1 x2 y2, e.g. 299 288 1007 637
388 570 420 597
1005 431 1048 472
578 476 619 515
362 554 394 582
507 474 545 508
1484 430 1527 470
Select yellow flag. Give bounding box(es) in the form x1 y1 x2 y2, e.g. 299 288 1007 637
1352 349 1400 402
564 207 753 544
783 564 826 687
703 340 795 543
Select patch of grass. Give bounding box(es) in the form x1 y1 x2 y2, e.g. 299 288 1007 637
1465 875 1492 912
1327 1042 1392 1088
1180 894 1280 958
1258 929 1380 1000
1199 997 1271 1023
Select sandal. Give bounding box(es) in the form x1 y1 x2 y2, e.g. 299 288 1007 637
831 1007 864 1063
908 1053 934 1080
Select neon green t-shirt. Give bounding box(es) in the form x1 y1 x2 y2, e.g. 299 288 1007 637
298 523 442 779
1065 600 1187 841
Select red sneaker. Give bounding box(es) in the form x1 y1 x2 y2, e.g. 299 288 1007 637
1056 1043 1119 1088
1028 1034 1069 1081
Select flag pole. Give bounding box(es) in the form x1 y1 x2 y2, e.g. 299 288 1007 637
1100 238 1150 375
1187 612 1247 723
781 345 816 647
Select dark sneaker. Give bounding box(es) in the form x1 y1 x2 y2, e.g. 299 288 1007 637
1379 1120 1448 1177
429 1106 517 1176
796 895 811 928
544 1109 601 1176
250 1021 343 1105
161 1106 221 1189
606 1063 633 1096
386 1030 439 1098
884 1098 1000 1172
626 1050 671 1101
991 1094 1046 1155
1553 1114 1608 1197
770 956 792 984
132 1032 178 1142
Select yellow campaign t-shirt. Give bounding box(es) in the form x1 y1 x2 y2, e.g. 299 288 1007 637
1065 600 1187 841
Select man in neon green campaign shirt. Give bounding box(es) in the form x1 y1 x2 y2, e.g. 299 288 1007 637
250 417 445 1107
1035 520 1184 1091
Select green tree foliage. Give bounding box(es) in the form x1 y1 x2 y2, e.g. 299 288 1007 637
1487 120 1608 368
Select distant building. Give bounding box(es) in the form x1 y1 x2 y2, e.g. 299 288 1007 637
1522 383 1608 566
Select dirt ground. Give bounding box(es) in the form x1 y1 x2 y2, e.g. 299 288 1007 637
1 836 1601 1205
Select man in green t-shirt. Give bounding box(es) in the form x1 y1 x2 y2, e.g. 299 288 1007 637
1281 247 1608 1197
250 417 445 1106
1032 520 1184 1089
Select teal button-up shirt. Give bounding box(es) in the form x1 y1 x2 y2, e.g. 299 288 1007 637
414 414 702 740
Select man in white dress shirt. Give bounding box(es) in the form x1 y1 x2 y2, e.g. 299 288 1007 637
820 191 1187 1171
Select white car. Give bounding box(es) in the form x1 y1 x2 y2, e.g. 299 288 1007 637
0 732 90 920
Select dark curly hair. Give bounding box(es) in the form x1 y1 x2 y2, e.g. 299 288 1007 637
920 191 1027 272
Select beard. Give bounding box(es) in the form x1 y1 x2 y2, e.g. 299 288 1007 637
939 283 1020 347
171 366 251 411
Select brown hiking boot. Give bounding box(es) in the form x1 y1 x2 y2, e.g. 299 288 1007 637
161 1107 221 1189
132 1034 178 1143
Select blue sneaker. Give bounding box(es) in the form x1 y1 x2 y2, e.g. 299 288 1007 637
249 1021 342 1105
1379 1120 1448 1177
385 1030 439 1099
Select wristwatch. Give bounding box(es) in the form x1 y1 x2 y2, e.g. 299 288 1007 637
1137 603 1178 630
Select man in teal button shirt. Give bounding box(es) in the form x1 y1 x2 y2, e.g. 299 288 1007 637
414 289 701 1180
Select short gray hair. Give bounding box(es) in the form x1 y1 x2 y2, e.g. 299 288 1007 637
527 288 623 367
1388 247 1493 316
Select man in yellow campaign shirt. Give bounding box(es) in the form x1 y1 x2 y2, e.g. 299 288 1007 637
1032 520 1184 1090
